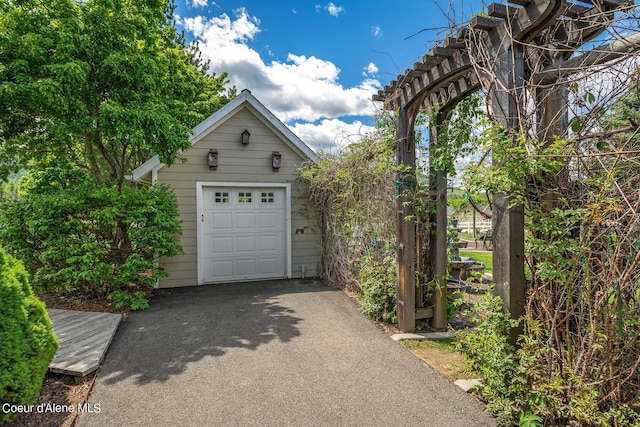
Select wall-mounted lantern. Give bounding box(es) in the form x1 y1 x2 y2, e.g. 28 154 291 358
272 151 282 171
241 129 251 145
208 149 218 170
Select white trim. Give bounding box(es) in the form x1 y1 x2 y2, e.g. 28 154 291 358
131 90 317 182
196 181 292 285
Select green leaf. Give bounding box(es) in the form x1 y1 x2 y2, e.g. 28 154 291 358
569 116 581 133
519 412 543 427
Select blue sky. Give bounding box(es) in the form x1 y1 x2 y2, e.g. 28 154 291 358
173 1 486 151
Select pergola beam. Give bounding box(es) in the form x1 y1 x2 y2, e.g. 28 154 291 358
536 31 640 84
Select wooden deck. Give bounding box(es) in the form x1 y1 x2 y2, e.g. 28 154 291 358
47 309 122 377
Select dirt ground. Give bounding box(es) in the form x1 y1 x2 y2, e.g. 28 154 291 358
4 374 96 427
373 280 488 381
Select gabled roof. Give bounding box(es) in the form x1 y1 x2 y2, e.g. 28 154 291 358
131 89 317 181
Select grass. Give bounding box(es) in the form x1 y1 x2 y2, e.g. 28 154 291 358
459 250 493 273
402 338 469 381
459 232 475 241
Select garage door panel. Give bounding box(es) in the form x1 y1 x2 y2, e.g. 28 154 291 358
257 257 280 275
236 212 255 229
257 234 280 251
208 260 233 280
212 212 233 229
236 259 256 276
201 186 286 283
256 212 279 229
236 235 256 253
212 236 233 254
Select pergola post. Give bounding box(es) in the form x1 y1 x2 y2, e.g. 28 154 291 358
489 46 526 344
395 106 417 332
429 112 448 331
537 83 568 145
536 76 569 212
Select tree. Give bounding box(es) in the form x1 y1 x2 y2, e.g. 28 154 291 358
0 0 232 303
0 0 232 188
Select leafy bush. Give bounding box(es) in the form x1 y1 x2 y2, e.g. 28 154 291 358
457 289 640 426
456 289 521 426
456 85 640 425
107 290 150 311
0 167 182 300
358 249 397 323
0 247 58 425
298 118 398 289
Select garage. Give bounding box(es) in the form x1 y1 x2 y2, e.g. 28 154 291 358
198 184 290 283
131 90 321 288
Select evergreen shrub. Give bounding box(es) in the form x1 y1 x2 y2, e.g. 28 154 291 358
0 248 58 425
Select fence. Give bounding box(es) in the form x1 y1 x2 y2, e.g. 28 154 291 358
457 221 491 233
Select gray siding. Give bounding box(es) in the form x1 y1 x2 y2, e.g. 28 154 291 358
155 106 321 288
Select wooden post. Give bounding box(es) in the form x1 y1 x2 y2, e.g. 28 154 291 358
396 106 417 332
537 77 568 145
489 46 526 344
492 195 525 344
429 112 448 331
537 78 569 212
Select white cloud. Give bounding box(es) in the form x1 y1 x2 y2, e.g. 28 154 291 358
363 62 378 77
289 119 376 152
184 8 382 132
372 26 381 37
265 45 275 57
316 3 344 17
326 2 344 17
183 8 260 43
188 0 209 7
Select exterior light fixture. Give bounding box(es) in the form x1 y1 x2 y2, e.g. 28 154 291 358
241 129 251 145
272 151 282 171
208 149 218 170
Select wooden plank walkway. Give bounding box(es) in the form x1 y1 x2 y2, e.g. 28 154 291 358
47 309 122 377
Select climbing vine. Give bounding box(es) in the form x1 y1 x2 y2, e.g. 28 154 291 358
298 113 399 321
456 14 640 422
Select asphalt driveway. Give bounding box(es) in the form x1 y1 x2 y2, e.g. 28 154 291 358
76 279 495 426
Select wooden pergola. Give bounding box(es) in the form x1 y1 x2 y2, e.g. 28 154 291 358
373 0 638 335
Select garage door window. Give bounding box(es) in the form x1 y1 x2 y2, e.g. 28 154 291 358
238 192 252 203
215 192 229 203
261 192 275 203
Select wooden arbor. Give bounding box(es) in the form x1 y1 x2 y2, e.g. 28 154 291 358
373 0 634 333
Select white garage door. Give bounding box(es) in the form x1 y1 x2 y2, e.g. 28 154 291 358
201 187 286 283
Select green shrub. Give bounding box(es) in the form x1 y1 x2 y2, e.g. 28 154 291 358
456 289 521 426
0 247 58 425
297 114 399 293
358 249 397 323
107 289 150 311
457 290 640 426
0 167 182 300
